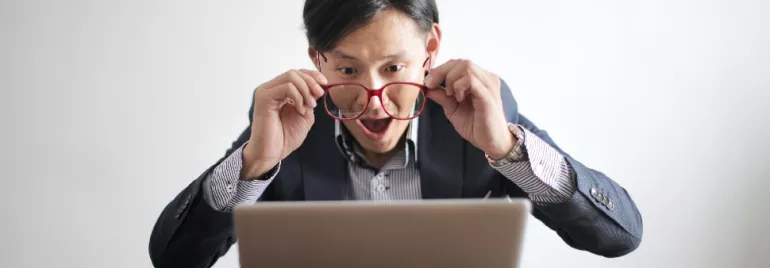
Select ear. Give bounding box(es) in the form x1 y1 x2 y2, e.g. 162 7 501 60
307 47 320 70
425 23 442 68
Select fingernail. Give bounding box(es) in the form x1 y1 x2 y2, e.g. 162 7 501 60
424 74 433 86
311 99 317 108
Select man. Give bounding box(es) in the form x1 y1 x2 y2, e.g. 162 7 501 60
149 0 643 267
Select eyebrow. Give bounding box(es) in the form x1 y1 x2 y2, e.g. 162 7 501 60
330 50 408 61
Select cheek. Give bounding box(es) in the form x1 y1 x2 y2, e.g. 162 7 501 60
341 121 367 142
387 88 422 111
400 90 421 102
341 120 359 133
391 120 411 135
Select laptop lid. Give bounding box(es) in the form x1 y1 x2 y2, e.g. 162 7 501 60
234 199 531 268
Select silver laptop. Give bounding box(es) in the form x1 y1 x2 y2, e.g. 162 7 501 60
233 199 532 268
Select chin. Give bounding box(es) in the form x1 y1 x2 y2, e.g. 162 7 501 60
360 139 400 154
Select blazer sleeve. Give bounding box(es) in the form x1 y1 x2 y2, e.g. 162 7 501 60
149 96 266 268
498 79 643 257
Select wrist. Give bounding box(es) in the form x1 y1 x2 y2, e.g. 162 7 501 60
241 143 279 181
486 132 516 160
486 123 527 167
240 160 277 181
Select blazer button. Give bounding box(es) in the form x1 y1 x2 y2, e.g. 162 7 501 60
590 188 600 199
590 187 612 209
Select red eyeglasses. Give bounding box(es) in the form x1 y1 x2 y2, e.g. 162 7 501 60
321 82 428 120
317 53 432 120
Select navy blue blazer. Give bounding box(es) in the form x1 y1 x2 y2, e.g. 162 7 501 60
149 79 643 268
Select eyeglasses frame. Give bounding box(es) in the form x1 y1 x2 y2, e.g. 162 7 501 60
316 52 433 121
320 82 428 120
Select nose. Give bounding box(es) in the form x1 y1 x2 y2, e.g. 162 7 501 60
360 74 384 92
368 95 382 109
361 76 386 115
362 94 387 119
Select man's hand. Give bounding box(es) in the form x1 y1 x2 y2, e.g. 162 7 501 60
424 59 515 160
242 69 327 180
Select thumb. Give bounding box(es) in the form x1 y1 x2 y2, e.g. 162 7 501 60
426 88 458 115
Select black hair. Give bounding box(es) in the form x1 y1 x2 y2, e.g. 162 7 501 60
303 0 439 52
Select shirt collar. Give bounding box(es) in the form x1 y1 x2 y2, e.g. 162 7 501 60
334 118 419 167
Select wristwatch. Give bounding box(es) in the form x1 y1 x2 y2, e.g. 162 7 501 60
486 123 527 167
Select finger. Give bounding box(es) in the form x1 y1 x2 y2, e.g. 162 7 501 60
424 59 459 89
297 69 327 99
452 75 471 103
452 73 488 103
443 62 467 97
426 88 458 115
260 71 292 90
298 69 328 86
259 69 325 96
265 82 306 115
286 70 316 108
284 82 307 115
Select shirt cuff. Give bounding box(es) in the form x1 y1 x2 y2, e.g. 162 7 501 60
202 143 280 212
493 125 577 205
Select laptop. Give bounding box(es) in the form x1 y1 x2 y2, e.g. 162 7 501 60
233 198 531 268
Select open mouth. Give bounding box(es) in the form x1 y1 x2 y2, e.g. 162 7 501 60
358 118 392 138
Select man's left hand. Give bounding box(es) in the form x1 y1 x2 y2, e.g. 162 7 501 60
424 59 515 160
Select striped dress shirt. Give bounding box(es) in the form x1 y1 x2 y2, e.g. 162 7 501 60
202 118 577 211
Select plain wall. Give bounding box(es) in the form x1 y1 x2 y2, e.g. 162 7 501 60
1 0 768 267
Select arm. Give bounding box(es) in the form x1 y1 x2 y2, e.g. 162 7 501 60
149 127 279 267
149 69 325 267
491 124 577 204
203 143 279 212
148 126 247 268
496 80 643 257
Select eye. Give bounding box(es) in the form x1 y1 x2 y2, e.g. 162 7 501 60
336 67 358 75
385 65 404 72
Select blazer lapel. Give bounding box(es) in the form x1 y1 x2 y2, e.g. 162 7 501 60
299 106 348 200
418 101 464 199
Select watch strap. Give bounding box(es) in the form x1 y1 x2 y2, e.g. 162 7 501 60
487 123 527 167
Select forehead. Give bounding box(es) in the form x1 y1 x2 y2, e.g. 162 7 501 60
332 10 426 60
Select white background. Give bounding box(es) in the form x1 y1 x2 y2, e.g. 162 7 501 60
1 0 769 267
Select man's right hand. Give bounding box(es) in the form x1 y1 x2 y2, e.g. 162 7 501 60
241 69 328 180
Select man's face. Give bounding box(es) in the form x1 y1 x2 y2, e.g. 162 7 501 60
315 10 438 154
